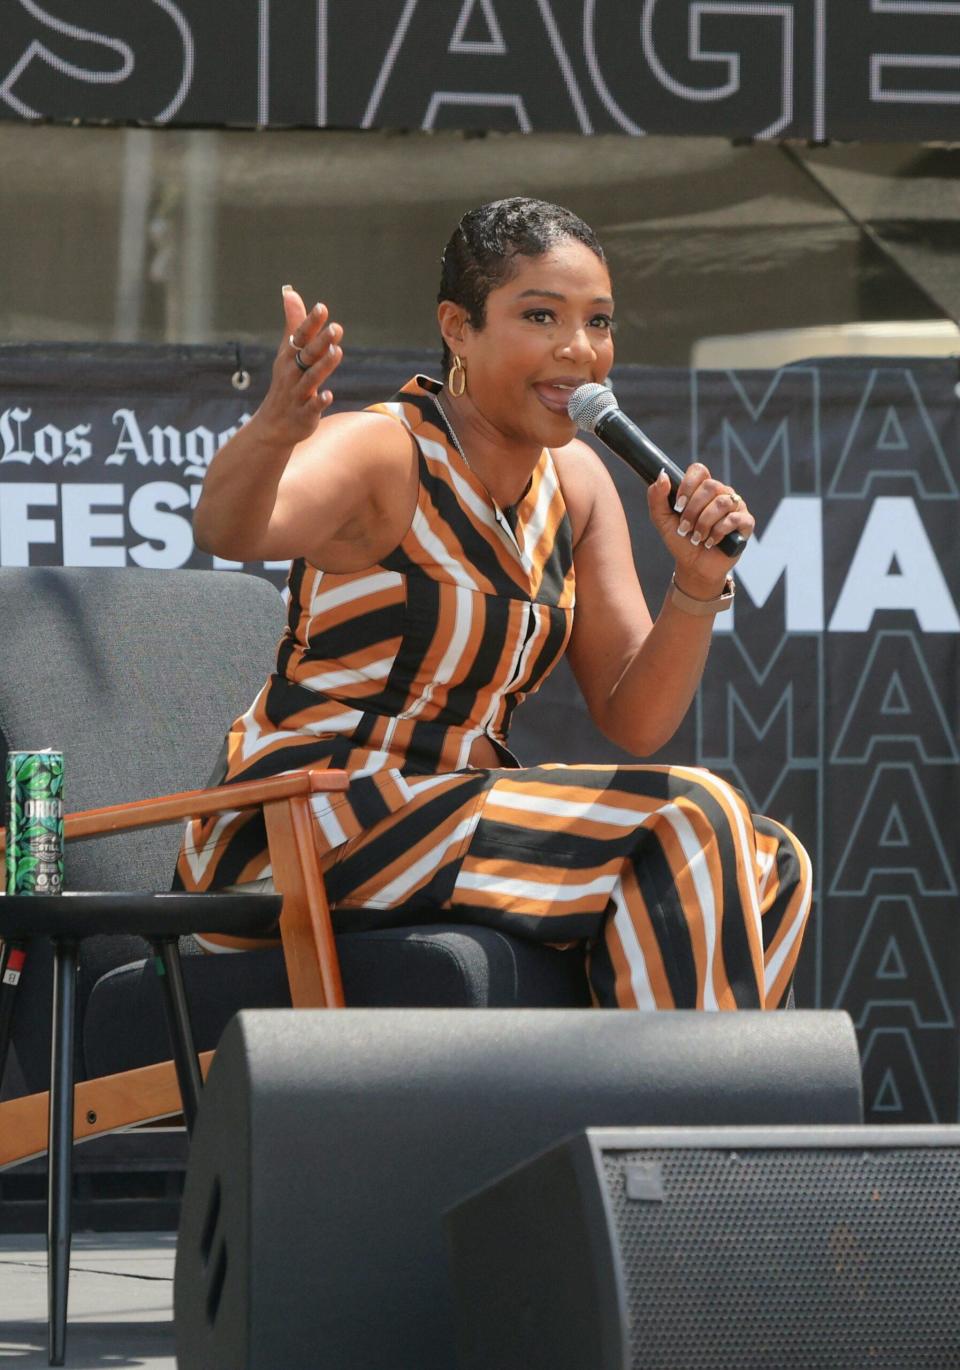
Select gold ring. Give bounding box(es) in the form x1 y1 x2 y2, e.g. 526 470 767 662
728 490 741 508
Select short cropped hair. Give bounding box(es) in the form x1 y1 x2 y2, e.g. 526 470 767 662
437 197 606 372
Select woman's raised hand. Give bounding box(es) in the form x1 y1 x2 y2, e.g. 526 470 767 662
647 465 755 595
258 285 344 448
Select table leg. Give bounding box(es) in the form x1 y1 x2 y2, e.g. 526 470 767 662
48 939 77 1367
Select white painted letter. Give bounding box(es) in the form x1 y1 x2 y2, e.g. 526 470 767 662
62 484 126 566
830 497 959 633
728 496 823 632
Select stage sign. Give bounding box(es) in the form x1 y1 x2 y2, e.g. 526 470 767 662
1 1 959 141
1 341 958 1123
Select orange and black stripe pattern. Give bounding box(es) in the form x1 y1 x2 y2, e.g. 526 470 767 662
175 374 574 888
175 375 811 1006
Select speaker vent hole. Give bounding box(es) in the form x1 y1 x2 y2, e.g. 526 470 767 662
205 1242 228 1328
200 1177 221 1270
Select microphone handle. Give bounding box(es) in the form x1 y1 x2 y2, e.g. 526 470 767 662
595 410 745 559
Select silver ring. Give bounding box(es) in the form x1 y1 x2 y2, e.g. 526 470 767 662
293 349 310 373
288 334 297 349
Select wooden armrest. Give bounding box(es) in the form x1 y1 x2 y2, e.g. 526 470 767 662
0 765 348 1006
0 767 349 854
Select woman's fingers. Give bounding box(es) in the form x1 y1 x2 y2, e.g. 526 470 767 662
281 284 307 338
292 322 342 379
686 490 750 548
260 289 344 445
672 467 753 547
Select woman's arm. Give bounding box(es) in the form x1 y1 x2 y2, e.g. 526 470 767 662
562 443 753 757
194 288 414 565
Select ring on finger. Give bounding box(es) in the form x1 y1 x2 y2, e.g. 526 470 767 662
293 349 311 373
728 490 742 508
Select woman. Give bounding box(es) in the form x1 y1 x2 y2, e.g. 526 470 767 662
177 197 810 1009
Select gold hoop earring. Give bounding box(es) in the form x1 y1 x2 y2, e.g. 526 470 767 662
448 354 466 397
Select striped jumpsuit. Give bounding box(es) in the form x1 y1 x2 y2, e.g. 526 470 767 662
175 375 811 1008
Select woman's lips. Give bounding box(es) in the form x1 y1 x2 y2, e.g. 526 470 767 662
533 382 581 415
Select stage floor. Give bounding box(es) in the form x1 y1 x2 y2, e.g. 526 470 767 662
0 1232 176 1367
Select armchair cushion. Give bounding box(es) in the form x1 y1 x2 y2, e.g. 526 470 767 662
82 930 591 1077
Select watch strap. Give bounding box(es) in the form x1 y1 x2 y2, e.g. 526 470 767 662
669 573 735 616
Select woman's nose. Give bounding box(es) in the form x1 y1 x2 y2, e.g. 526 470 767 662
556 328 595 361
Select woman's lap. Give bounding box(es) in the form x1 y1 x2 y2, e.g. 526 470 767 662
203 761 810 1008
319 762 812 1008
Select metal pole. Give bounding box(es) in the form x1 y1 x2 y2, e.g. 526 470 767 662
47 940 78 1367
152 938 203 1135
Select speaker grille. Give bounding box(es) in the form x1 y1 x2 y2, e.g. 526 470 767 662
602 1147 960 1369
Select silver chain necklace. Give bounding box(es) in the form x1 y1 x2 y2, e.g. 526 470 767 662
433 391 531 523
432 393 472 470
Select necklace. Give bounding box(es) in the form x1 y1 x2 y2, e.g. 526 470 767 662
432 393 471 470
432 392 532 517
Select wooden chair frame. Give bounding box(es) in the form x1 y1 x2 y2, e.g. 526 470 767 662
0 766 348 1170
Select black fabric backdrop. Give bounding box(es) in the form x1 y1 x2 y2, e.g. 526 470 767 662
1 341 958 1124
1 0 959 141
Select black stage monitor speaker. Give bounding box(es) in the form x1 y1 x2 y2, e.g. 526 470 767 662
448 1124 960 1370
175 1009 862 1370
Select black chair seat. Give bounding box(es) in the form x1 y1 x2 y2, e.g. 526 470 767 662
83 928 593 1078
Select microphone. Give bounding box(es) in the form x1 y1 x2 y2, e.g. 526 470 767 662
568 383 746 559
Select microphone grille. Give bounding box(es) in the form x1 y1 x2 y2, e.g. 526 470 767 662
568 382 617 432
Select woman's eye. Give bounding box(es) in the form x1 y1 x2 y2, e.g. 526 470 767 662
524 309 555 324
590 315 615 331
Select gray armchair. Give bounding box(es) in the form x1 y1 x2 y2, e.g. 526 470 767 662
0 566 590 1136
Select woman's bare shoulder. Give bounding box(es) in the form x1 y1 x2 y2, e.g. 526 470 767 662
285 406 414 482
550 436 619 541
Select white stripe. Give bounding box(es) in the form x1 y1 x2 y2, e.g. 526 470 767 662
193 933 246 954
644 801 719 1011
404 772 471 797
239 705 365 761
303 658 393 691
510 603 547 693
181 811 239 884
757 847 776 899
399 582 475 718
310 569 403 616
454 729 478 769
610 877 658 1010
421 431 532 567
381 716 400 753
681 841 719 1011
419 434 500 533
408 504 481 590
310 794 349 848
303 709 366 734
486 788 651 828
378 399 412 428
764 837 813 995
476 607 530 734
520 455 556 566
668 764 765 954
455 870 616 904
370 814 478 905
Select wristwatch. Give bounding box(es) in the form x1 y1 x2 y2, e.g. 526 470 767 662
669 573 735 616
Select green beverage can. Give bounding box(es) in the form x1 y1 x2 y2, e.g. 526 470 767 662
5 750 64 895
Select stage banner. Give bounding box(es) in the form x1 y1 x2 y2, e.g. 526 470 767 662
1 342 958 1123
1 0 959 142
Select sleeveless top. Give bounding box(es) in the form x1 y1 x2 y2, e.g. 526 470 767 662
176 374 576 889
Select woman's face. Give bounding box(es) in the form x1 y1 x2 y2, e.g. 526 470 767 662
458 237 615 447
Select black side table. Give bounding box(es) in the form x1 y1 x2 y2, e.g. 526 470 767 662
0 889 281 1366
